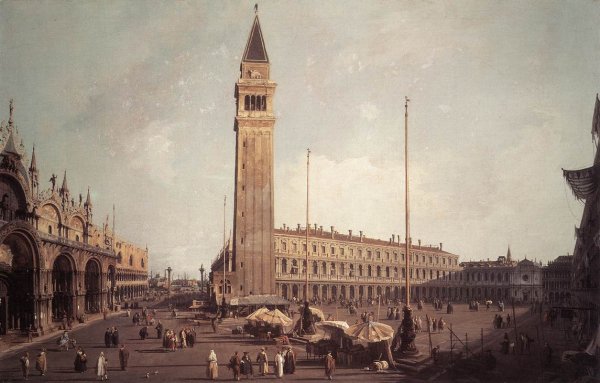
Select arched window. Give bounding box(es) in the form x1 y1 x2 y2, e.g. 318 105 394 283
75 235 80 242
256 95 262 110
281 259 288 273
367 265 372 277
490 273 495 282
385 267 390 278
359 264 363 276
394 267 398 278
141 258 145 268
330 263 336 276
250 95 256 110
261 95 267 111
477 272 481 281
129 256 133 266
244 95 250 110
504 272 509 282
376 266 381 277
282 241 287 251
312 261 318 275
48 225 52 235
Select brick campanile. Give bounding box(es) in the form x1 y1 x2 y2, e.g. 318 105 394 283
232 14 277 295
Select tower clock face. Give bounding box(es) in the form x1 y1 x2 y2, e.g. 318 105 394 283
522 274 529 282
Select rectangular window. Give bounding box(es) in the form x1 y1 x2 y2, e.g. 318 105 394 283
331 246 335 255
350 248 354 257
303 244 307 252
367 251 372 259
321 245 326 254
312 244 317 252
340 248 345 256
376 251 381 259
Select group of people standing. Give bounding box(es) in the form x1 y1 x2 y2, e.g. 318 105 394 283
493 313 512 329
162 327 197 351
210 346 319 381
104 326 120 347
18 350 48 380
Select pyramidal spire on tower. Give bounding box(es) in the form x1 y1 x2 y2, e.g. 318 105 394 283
242 15 269 63
506 245 512 262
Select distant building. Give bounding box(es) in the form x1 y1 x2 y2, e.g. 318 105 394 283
0 100 148 335
458 247 543 303
542 255 573 304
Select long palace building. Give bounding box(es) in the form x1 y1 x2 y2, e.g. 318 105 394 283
0 100 148 335
210 13 462 302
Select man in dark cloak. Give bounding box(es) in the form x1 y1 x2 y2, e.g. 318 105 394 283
104 328 112 348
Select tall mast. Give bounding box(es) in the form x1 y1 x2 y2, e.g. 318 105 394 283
305 149 310 301
405 96 411 306
223 195 227 301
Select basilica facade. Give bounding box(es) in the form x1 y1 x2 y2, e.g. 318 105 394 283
0 100 148 335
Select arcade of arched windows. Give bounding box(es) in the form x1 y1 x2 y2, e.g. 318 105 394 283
115 270 148 283
276 282 477 302
274 256 462 285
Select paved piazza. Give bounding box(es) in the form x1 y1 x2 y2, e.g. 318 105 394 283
0 302 566 382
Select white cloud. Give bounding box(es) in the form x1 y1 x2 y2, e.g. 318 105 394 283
359 102 380 121
125 120 177 184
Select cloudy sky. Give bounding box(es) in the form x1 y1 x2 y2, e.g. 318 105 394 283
1 1 599 277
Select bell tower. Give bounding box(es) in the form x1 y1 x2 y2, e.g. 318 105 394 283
231 13 277 295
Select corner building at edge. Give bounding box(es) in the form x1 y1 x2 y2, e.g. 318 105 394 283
211 14 463 301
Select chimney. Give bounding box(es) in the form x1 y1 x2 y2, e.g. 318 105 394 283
330 226 335 239
359 231 364 243
314 223 317 232
348 230 353 240
282 223 286 230
297 223 301 232
439 242 443 251
418 239 421 247
392 234 395 243
319 226 323 235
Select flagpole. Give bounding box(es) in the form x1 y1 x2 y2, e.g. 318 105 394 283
405 96 411 307
305 148 310 303
223 195 226 303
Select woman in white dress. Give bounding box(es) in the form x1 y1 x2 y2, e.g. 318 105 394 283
206 350 218 380
96 352 107 381
275 350 284 378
